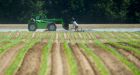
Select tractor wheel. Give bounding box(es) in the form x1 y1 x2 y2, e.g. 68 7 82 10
63 23 69 30
28 23 37 31
47 23 56 31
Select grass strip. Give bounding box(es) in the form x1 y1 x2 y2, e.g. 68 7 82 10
63 41 78 75
38 40 53 75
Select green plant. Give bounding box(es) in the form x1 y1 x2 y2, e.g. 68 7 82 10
39 40 53 75
39 32 55 75
63 41 78 75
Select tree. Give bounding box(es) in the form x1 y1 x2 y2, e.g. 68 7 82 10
127 0 140 23
0 0 139 23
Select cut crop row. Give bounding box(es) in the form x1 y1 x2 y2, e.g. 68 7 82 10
92 34 140 75
5 39 40 75
78 43 110 75
63 41 78 75
0 33 23 56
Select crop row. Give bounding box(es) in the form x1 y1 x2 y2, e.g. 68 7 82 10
0 32 140 75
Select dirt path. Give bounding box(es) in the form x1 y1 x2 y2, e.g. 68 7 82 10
0 43 24 75
51 43 63 75
15 42 46 75
60 43 70 75
87 43 133 75
118 49 140 69
70 44 95 75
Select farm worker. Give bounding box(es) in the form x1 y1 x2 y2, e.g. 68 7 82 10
72 17 79 31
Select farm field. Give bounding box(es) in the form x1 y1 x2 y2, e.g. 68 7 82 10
0 32 140 75
0 24 140 29
0 24 140 32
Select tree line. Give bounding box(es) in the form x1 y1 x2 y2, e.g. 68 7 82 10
0 0 139 23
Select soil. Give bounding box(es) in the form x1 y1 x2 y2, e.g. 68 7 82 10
51 43 63 75
15 42 46 75
56 33 58 41
0 43 24 75
78 33 82 39
64 33 67 39
87 43 133 75
70 43 96 75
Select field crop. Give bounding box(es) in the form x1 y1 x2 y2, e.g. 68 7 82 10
0 32 140 75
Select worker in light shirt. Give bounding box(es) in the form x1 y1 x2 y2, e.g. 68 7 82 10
72 17 79 31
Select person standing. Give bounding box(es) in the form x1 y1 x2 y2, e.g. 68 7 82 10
72 17 78 31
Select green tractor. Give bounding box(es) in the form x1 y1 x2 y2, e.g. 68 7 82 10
28 15 69 31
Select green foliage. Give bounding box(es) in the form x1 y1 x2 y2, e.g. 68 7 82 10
0 0 139 23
